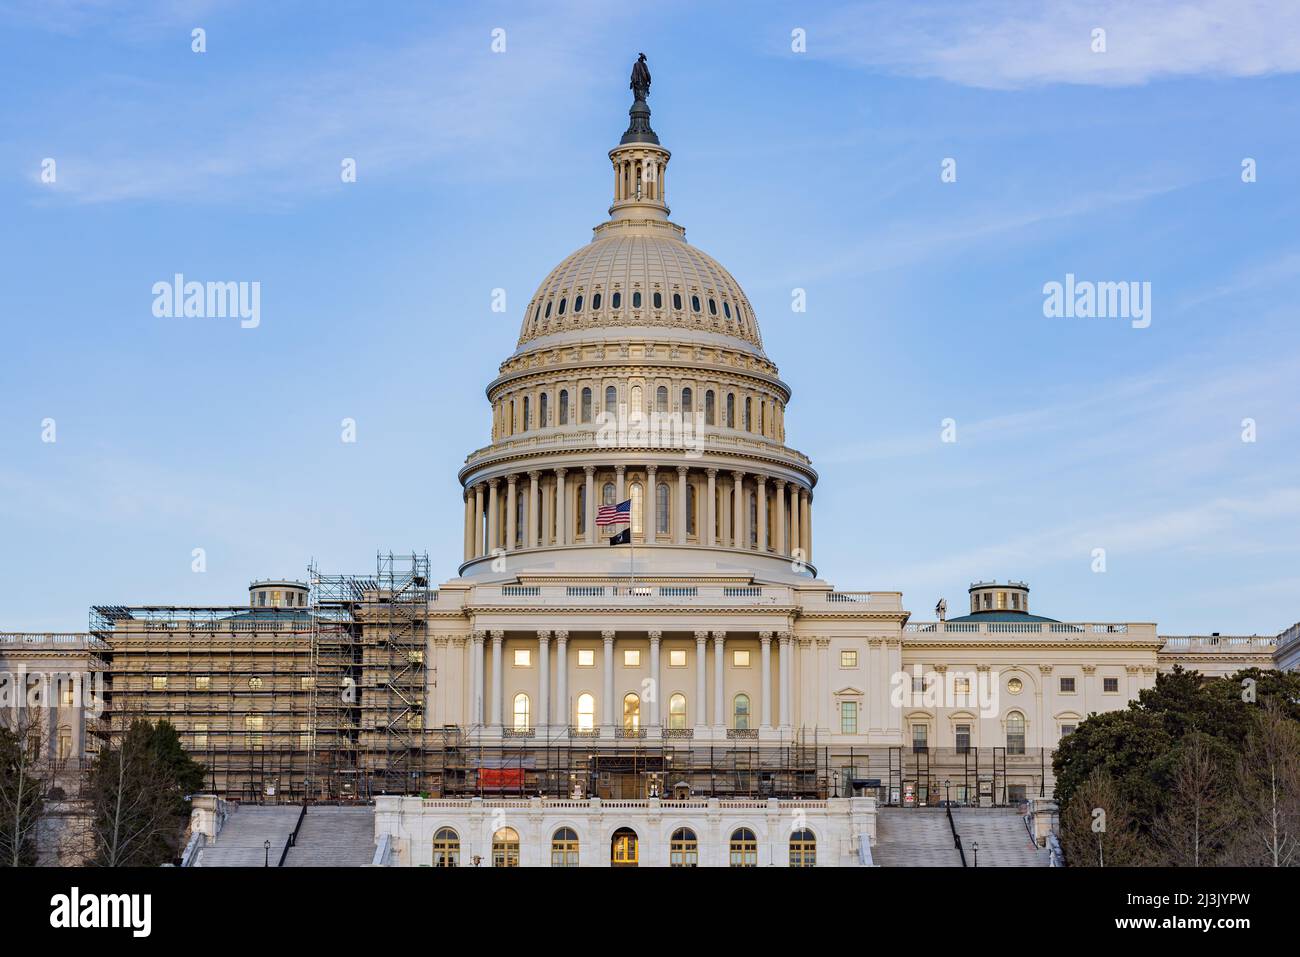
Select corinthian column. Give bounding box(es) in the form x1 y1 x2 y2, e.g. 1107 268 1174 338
490 630 504 731
584 466 596 544
713 631 727 729
731 471 744 548
675 467 688 545
536 630 550 735
705 469 717 547
487 479 500 554
645 465 658 542
554 467 568 546
694 630 708 733
473 483 485 556
773 479 786 556
505 474 518 551
602 630 615 735
648 630 662 732
755 475 767 552
554 630 568 731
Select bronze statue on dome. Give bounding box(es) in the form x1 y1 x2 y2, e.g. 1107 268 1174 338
630 53 651 101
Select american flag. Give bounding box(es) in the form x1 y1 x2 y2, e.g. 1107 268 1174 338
596 499 632 527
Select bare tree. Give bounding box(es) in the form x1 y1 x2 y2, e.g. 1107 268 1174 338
1231 700 1300 867
1152 733 1232 866
0 707 71 866
1060 767 1146 867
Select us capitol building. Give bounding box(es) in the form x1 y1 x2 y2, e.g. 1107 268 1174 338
4 58 1294 867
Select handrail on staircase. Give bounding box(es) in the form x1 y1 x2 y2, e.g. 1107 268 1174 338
277 803 308 867
946 803 968 867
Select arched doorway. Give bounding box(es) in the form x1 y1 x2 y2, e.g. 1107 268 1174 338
611 827 639 867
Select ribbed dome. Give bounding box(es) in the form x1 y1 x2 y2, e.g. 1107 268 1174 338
517 224 764 351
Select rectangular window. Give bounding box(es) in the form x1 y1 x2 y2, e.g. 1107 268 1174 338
912 724 928 752
1104 677 1119 693
954 677 971 695
840 650 858 668
912 673 925 693
152 676 168 691
195 676 210 691
1008 784 1027 803
955 724 971 753
1059 677 1076 693
623 649 641 667
577 649 595 668
669 649 687 668
513 649 532 667
840 701 858 734
193 724 208 748
301 676 314 690
732 650 750 667
57 730 73 761
60 683 75 707
1061 724 1076 737
299 723 313 749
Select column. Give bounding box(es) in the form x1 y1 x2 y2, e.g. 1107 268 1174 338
490 631 504 730
505 474 518 551
675 467 688 545
473 483 485 556
789 484 801 558
713 631 727 728
615 464 626 503
755 475 767 552
463 491 474 562
584 466 596 544
731 471 744 548
760 632 773 729
802 489 812 563
528 470 541 548
471 631 485 725
649 630 662 732
779 633 793 729
645 465 658 542
602 630 616 734
537 631 550 735
487 479 500 554
705 469 717 547
694 630 709 733
816 639 830 730
554 467 568 546
773 480 787 556
555 631 569 731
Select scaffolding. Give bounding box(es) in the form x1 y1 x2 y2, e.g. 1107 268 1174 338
306 564 365 801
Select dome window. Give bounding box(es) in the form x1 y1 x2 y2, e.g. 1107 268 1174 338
690 295 701 313
723 301 732 319
653 291 663 309
632 291 642 309
544 300 552 319
708 298 718 316
558 298 567 316
611 291 622 310
672 292 683 311
533 304 541 323
574 295 583 313
592 292 602 311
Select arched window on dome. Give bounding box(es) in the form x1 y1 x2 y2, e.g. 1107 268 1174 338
533 304 541 324
632 291 642 309
611 291 622 310
743 397 752 432
559 390 569 425
605 385 617 414
656 386 668 413
592 292 602 311
708 298 717 316
544 300 552 319
509 399 517 435
539 392 548 427
705 390 716 425
558 297 567 316
574 294 583 313
630 483 643 536
723 300 732 319
602 482 615 506
691 294 701 313
653 291 662 310
522 396 531 432
581 388 592 423
672 292 683 311
681 387 693 415
656 483 670 535
687 482 697 536
726 394 735 429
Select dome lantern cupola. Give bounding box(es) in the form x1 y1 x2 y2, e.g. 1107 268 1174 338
608 53 671 223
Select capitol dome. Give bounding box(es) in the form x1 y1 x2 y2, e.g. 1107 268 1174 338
457 61 817 580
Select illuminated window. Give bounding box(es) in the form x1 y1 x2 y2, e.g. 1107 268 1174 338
954 677 971 694
514 649 532 667
630 483 643 535
611 828 638 866
513 693 530 732
840 650 857 668
789 828 816 867
668 693 687 729
433 827 459 867
733 694 750 730
623 693 641 731
576 693 595 731
300 676 314 690
577 649 595 668
551 827 579 867
733 650 750 667
669 827 698 867
193 723 208 749
624 649 641 667
492 827 520 867
729 828 757 867
249 676 263 689
194 676 209 691
669 649 686 668
152 676 168 690
57 729 73 761
1007 677 1023 695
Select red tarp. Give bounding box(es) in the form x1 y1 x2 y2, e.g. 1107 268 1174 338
478 768 526 790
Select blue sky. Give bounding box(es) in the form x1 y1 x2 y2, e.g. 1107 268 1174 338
2 0 1298 634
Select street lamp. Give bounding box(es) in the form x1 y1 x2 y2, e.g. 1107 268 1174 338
944 779 951 806
971 841 979 868
263 839 271 867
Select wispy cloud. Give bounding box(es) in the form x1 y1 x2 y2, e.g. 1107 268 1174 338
803 0 1300 89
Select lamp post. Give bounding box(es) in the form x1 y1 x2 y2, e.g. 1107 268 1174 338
972 841 979 868
263 839 271 867
944 779 951 806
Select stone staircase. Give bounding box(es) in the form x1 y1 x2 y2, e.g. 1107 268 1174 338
282 807 376 867
194 805 302 867
952 808 1050 867
872 808 962 866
